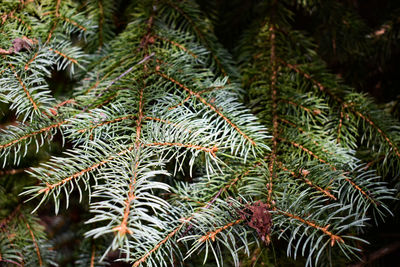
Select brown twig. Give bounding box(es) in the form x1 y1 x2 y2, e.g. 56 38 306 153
349 242 400 267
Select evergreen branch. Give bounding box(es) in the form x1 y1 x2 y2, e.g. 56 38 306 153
76 115 136 133
337 106 344 143
197 219 243 243
165 1 230 78
6 13 32 31
352 109 400 158
197 85 225 95
274 208 344 247
45 99 75 116
113 87 145 237
144 117 190 132
86 53 154 101
0 205 21 229
153 35 198 59
268 24 278 205
156 72 256 146
280 137 331 166
167 94 191 110
277 58 343 102
2 1 396 265
24 52 39 70
24 221 43 266
146 142 218 157
0 120 65 150
55 0 61 17
279 118 336 157
112 159 138 237
60 16 87 31
45 21 58 44
97 0 104 47
279 98 322 116
282 137 378 204
9 64 38 111
0 168 30 176
131 165 256 266
48 47 78 64
36 146 133 195
276 161 337 200
132 223 183 267
344 175 378 206
280 59 400 160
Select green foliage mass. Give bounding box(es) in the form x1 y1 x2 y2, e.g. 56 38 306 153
0 0 399 266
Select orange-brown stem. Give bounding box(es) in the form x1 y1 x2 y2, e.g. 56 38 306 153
268 24 278 205
90 243 95 267
24 52 38 70
55 0 61 17
337 107 344 144
113 88 144 236
45 21 58 44
0 168 30 176
25 222 43 266
278 118 335 157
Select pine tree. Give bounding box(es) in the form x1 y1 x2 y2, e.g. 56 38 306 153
0 0 399 266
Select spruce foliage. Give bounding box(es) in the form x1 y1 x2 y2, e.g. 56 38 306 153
0 0 399 266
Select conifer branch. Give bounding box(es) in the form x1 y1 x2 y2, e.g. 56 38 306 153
24 52 39 70
0 168 30 177
197 219 243 243
0 121 65 150
76 115 136 133
157 72 256 146
48 48 78 65
9 64 38 111
276 161 337 200
153 35 198 59
268 24 278 205
37 146 133 194
60 16 87 31
24 221 43 266
132 224 183 267
274 208 344 247
45 21 58 44
165 1 230 78
97 0 104 47
146 142 218 157
90 243 96 267
280 59 400 160
1 1 397 266
113 87 145 236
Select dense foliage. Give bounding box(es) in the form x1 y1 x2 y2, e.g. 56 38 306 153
1 0 399 266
